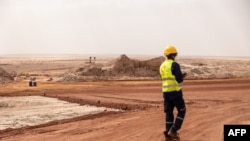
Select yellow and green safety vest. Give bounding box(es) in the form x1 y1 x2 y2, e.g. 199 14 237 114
159 59 182 92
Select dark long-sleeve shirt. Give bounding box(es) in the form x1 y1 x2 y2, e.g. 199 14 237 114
171 62 184 83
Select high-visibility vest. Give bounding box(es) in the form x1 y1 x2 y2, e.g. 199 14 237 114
159 59 182 92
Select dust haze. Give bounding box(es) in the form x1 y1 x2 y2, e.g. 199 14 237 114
0 0 249 56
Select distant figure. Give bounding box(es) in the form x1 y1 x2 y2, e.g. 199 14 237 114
89 57 92 63
29 77 37 87
159 45 187 140
29 80 33 87
33 81 37 87
29 77 33 87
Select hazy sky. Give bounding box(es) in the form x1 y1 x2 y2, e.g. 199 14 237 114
0 0 249 56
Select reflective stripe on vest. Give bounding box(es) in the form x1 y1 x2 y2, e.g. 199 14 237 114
162 83 181 88
159 59 182 92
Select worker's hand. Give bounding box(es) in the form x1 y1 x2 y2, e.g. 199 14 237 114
182 72 187 78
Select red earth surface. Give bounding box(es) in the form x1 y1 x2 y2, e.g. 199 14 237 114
0 78 250 141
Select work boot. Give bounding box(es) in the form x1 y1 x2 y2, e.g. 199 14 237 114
168 130 180 140
164 131 174 141
165 134 174 141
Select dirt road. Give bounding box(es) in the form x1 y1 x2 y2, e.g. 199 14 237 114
0 78 250 141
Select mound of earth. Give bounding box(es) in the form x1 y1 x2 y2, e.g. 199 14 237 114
60 54 165 81
59 55 250 81
112 54 165 77
0 67 14 83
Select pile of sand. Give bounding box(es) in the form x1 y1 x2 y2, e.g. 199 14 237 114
0 67 14 83
60 55 250 81
60 54 165 81
110 54 165 77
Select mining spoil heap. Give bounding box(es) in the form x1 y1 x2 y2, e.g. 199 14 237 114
60 55 250 82
60 54 165 81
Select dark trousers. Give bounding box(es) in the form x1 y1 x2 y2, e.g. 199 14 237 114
163 91 186 133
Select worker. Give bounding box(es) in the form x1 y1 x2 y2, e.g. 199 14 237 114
159 45 187 140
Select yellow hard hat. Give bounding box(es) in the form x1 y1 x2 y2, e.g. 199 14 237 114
164 45 178 56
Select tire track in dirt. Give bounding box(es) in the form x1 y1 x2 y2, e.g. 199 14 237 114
180 89 250 141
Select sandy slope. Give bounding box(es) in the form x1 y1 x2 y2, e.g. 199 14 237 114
0 79 250 141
